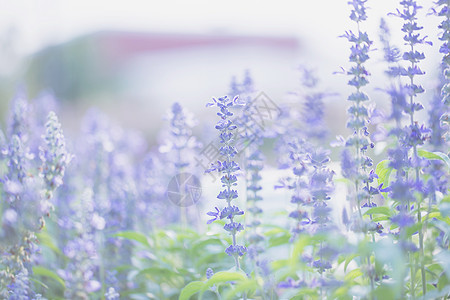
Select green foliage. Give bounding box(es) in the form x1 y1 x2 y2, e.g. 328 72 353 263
114 227 231 299
375 160 394 200
32 266 66 289
417 150 450 169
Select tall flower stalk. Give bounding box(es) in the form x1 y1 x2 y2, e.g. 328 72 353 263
389 1 432 295
206 95 246 270
436 0 450 141
160 102 201 226
340 0 382 295
341 0 376 218
0 95 70 299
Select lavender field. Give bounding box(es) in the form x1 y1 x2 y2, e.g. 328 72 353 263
0 0 449 299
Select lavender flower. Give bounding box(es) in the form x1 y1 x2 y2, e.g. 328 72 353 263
229 70 255 104
340 1 381 295
136 153 167 229
6 90 30 142
206 267 214 280
341 0 380 228
104 287 120 300
60 188 102 299
78 109 142 291
1 95 69 300
298 67 329 141
39 111 72 213
307 148 338 290
160 102 201 225
7 270 30 300
159 102 200 171
435 0 450 142
274 67 330 169
379 18 402 64
229 73 272 292
280 138 311 240
206 95 247 269
385 1 433 295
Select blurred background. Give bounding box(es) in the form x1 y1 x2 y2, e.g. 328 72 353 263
0 0 442 144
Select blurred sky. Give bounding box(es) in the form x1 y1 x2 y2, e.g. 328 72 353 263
0 0 442 140
1 0 441 92
0 0 438 55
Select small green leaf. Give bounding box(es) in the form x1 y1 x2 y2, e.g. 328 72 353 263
32 266 65 289
223 278 258 299
344 254 359 272
137 267 183 283
405 222 423 238
345 268 363 282
436 251 450 278
438 272 449 291
267 229 290 248
364 206 393 217
36 230 63 256
271 259 290 271
179 281 204 300
29 277 49 290
417 149 450 169
375 160 393 199
204 271 246 289
426 212 442 220
113 231 150 247
440 202 450 219
290 235 310 266
334 286 349 297
372 216 390 222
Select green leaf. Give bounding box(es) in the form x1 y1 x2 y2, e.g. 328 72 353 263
290 235 310 266
345 268 363 282
203 271 246 289
29 277 49 290
271 259 290 271
440 202 450 219
36 230 63 256
223 279 258 299
438 272 449 291
179 281 204 300
426 211 442 220
115 264 134 273
137 267 183 283
267 228 290 248
418 149 450 169
372 216 390 222
113 231 150 247
405 222 423 238
364 206 393 217
375 160 393 199
344 254 359 272
374 283 398 299
334 286 349 298
32 266 65 289
292 288 319 297
436 251 450 278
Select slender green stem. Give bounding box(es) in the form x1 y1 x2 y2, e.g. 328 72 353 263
410 251 415 299
367 255 374 299
408 38 426 295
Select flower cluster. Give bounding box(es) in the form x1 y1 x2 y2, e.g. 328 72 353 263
206 95 247 268
159 102 200 171
298 67 329 141
340 0 384 294
436 0 450 142
341 0 381 234
39 111 72 215
0 93 69 299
